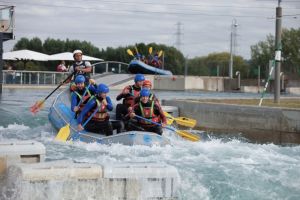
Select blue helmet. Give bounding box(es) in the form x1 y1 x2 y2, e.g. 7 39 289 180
140 88 150 97
134 74 145 82
75 75 85 84
96 83 109 94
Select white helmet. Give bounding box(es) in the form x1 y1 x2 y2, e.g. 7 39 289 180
73 49 82 56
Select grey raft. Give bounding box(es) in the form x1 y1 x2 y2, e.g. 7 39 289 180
48 89 170 146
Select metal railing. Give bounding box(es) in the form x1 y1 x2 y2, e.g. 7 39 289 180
2 61 129 85
92 61 129 74
2 70 69 85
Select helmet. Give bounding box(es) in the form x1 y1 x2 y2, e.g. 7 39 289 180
143 80 152 88
96 83 109 94
74 75 85 84
140 88 150 97
134 74 145 82
73 50 82 57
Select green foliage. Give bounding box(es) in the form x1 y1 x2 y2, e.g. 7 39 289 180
250 28 300 79
187 52 250 78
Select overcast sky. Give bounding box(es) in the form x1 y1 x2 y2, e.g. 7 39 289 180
1 0 299 59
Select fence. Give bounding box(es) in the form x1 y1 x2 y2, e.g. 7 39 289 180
2 61 129 85
2 70 69 85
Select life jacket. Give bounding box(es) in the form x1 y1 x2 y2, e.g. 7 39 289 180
72 61 90 78
85 96 109 122
139 101 160 126
73 87 92 111
124 85 141 107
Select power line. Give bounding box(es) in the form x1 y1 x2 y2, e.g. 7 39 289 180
0 0 298 19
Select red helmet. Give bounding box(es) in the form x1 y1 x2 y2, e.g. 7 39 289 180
143 80 152 88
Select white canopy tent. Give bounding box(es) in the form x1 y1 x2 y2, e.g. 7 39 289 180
49 52 103 61
3 50 50 61
3 50 103 62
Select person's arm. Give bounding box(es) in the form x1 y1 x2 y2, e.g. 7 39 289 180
155 103 167 125
70 92 78 112
77 99 95 125
79 61 92 73
105 96 113 111
116 86 130 100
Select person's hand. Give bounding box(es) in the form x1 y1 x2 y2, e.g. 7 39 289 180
89 79 96 85
102 99 107 106
122 88 130 94
129 112 136 118
73 106 79 112
77 124 84 131
75 66 83 73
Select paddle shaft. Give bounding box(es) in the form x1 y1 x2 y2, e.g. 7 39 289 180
82 105 99 127
44 73 74 101
135 115 174 131
76 83 91 107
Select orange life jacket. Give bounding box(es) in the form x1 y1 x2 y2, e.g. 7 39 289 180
85 97 109 122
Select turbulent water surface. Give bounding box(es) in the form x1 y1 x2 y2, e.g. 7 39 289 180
0 88 300 200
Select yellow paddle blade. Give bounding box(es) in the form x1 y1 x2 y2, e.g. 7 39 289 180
164 111 174 125
176 130 200 142
174 117 197 128
163 111 197 128
158 50 163 57
166 118 174 126
30 100 45 114
55 124 70 141
149 47 153 54
127 49 134 57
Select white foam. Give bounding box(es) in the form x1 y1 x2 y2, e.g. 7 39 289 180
0 123 30 131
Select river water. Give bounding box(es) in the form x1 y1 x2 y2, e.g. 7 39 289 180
1 88 300 200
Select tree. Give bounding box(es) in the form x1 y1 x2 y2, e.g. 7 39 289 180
250 28 300 79
187 52 249 78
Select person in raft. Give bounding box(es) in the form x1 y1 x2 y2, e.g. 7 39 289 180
128 88 167 135
77 83 113 136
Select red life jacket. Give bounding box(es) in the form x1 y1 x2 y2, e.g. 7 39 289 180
85 97 109 122
124 85 141 107
139 101 160 126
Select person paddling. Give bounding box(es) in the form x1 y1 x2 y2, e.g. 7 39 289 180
68 50 92 84
128 88 167 135
77 84 113 136
70 75 96 116
115 74 145 121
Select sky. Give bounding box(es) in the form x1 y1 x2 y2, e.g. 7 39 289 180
1 0 299 59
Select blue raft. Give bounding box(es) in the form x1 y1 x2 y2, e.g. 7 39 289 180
128 60 173 75
48 89 170 146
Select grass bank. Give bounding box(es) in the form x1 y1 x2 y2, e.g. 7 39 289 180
191 98 300 109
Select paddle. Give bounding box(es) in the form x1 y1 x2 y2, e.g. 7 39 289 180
30 73 73 114
55 83 91 141
163 111 197 128
127 49 134 57
149 47 153 55
158 50 163 58
134 46 139 54
55 101 100 142
134 115 200 142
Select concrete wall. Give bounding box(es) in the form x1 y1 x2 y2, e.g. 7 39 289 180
163 100 300 144
2 161 179 200
153 75 226 91
0 140 179 200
